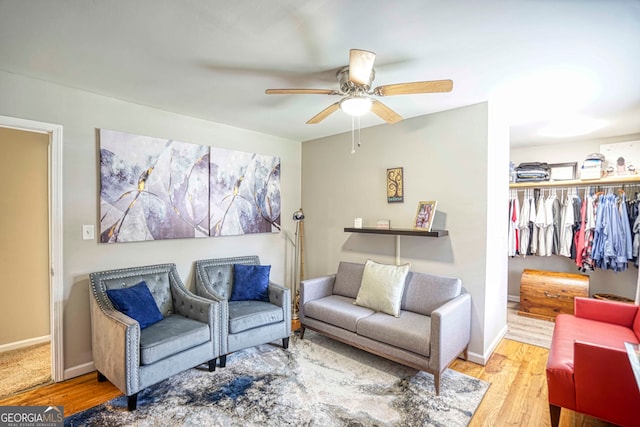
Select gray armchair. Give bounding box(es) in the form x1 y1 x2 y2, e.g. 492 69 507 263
194 256 291 366
89 263 220 410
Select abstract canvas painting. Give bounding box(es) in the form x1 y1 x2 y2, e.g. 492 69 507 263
99 129 210 243
99 129 281 243
209 147 281 236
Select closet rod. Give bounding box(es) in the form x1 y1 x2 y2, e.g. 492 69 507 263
514 184 640 193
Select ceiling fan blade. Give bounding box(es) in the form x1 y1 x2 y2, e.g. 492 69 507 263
265 88 337 95
348 49 376 85
307 102 340 124
374 79 453 96
371 100 403 124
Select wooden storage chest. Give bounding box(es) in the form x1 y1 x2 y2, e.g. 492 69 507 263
518 269 589 321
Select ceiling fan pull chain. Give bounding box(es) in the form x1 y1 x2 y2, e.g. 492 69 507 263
351 115 356 154
357 116 362 148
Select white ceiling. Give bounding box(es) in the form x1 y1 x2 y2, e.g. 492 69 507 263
1 0 639 146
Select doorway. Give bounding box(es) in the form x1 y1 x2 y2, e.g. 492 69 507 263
0 116 63 385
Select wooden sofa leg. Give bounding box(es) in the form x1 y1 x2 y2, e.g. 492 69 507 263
282 337 290 349
300 326 305 339
434 372 441 396
219 354 227 368
97 371 107 382
208 359 216 372
549 404 561 427
127 393 138 411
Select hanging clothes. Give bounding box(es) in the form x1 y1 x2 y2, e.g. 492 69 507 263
544 192 557 256
518 190 532 257
592 192 633 272
530 195 538 255
535 193 547 256
559 194 575 257
508 193 520 257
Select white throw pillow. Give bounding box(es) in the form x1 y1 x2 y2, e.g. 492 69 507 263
354 260 410 317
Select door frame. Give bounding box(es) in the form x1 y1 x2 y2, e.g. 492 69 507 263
0 115 63 382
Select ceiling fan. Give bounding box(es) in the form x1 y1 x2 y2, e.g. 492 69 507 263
265 49 453 125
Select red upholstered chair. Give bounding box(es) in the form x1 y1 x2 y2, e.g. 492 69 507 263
546 297 640 427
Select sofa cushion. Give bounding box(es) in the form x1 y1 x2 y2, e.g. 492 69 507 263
106 281 163 329
140 314 210 365
355 260 410 317
401 272 461 316
333 262 365 299
303 295 375 332
357 311 431 357
230 264 270 302
228 300 283 334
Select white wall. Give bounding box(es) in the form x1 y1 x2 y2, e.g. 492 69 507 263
301 102 508 363
0 70 301 376
510 133 640 300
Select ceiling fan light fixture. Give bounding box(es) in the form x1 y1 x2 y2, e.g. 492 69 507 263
340 96 372 116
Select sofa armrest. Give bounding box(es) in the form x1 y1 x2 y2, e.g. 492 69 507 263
90 295 141 395
574 297 638 327
428 292 471 374
300 274 335 305
574 340 640 424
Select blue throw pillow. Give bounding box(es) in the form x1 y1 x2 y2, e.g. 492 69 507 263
230 264 271 302
106 281 163 329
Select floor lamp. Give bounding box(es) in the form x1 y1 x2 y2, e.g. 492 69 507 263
292 208 305 319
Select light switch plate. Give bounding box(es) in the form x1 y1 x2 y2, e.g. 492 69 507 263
82 225 95 240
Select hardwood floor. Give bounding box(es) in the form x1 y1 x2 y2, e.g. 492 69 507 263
0 338 614 426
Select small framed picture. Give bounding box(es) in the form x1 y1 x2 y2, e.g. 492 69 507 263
414 201 437 231
387 167 404 203
549 162 577 181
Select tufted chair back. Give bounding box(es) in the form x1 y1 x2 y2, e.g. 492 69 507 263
195 255 259 300
90 263 180 316
92 265 177 316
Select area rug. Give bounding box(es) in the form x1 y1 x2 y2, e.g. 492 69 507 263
0 342 51 399
65 331 489 426
505 301 554 349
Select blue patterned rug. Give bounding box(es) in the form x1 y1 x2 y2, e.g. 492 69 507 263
65 331 489 426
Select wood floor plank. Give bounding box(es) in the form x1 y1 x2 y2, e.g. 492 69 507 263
0 372 120 416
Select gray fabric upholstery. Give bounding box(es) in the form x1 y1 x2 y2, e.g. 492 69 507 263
303 295 374 332
201 264 234 299
299 262 470 396
194 256 291 355
228 300 284 334
401 272 462 316
356 310 431 357
332 262 365 298
140 315 211 365
89 263 220 401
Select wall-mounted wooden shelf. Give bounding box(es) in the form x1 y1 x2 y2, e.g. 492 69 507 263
510 174 640 189
344 227 448 237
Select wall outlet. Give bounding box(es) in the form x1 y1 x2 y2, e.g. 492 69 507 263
82 225 95 240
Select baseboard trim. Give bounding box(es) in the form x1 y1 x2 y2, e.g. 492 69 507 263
467 324 508 365
64 361 95 380
507 294 520 302
0 335 50 353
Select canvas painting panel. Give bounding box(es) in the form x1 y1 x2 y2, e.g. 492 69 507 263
99 129 210 243
209 147 281 236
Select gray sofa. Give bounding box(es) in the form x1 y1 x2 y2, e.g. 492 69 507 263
89 264 220 410
194 255 291 366
300 261 471 395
